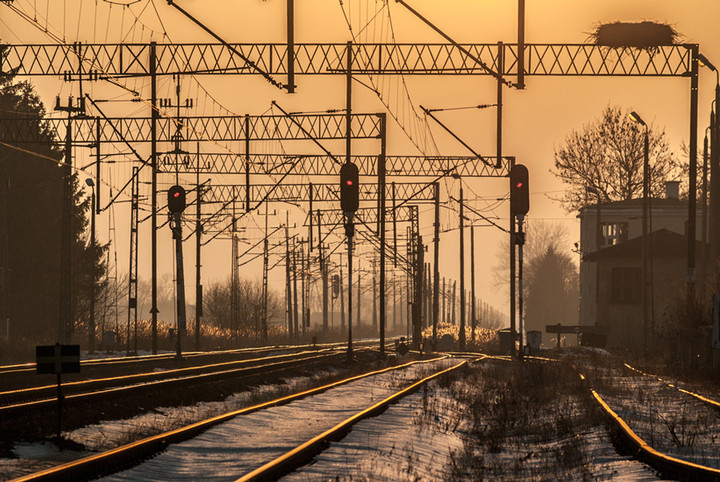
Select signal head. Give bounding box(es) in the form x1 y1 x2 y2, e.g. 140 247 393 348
168 185 187 213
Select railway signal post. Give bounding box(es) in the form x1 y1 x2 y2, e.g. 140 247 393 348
341 162 359 361
510 165 529 360
168 185 188 361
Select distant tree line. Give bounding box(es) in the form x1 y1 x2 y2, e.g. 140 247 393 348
203 277 284 337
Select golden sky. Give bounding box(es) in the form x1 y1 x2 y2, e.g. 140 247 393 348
2 0 719 319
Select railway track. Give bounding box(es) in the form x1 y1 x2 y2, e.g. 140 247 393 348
21 349 719 480
460 352 720 479
0 348 347 414
0 340 372 388
568 356 720 480
622 362 720 410
10 356 470 481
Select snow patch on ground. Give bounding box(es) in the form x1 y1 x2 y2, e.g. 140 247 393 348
282 381 465 481
0 368 342 480
597 370 720 470
69 369 343 452
101 358 461 481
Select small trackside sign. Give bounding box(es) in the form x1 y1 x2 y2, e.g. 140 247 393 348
36 343 80 374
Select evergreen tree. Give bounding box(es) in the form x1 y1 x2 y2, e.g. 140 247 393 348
0 56 106 347
523 245 579 334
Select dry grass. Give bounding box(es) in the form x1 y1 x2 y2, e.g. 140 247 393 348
442 360 604 480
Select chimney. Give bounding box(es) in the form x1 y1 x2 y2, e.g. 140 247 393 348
665 181 680 200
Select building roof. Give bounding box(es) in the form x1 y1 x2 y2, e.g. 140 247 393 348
583 228 706 261
578 197 687 214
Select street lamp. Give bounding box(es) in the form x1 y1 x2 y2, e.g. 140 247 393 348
699 53 720 264
701 125 711 286
629 111 649 355
85 178 96 354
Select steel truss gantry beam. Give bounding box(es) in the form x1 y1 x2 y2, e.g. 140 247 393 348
159 153 513 177
203 182 435 205
308 206 415 227
0 113 381 144
1 43 693 77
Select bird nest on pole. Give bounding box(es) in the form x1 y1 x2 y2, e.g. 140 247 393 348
590 21 680 50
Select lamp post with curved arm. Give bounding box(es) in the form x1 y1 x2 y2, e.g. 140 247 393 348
629 111 649 354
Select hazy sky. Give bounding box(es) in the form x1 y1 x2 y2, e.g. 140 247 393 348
2 0 719 323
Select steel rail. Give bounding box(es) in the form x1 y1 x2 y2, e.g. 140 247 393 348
0 350 346 416
0 340 376 376
623 363 720 410
0 348 336 401
12 356 449 482
487 355 720 478
238 357 474 481
585 375 720 480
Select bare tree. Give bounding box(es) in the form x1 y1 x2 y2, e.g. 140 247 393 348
204 277 284 335
552 105 679 212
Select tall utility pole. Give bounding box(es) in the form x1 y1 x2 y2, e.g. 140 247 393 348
245 115 251 211
55 96 83 343
470 224 476 346
230 216 239 343
517 214 526 360
339 254 345 332
292 237 299 338
372 258 378 328
392 270 397 332
517 0 526 90
459 183 466 351
345 40 354 360
442 277 446 324
285 0 296 93
509 161 517 356
300 240 306 334
318 210 328 336
713 80 720 264
171 209 187 361
422 265 429 329
412 235 424 348
451 280 456 325
432 182 440 349
346 228 353 359
285 213 293 341
150 41 159 354
261 204 269 343
378 113 387 356
195 147 202 351
127 168 139 356
688 45 699 303
87 178 96 354
356 259 361 330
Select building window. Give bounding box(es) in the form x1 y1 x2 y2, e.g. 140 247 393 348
610 267 641 304
601 222 628 247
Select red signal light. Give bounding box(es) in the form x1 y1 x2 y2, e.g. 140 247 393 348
346 180 353 186
509 164 529 216
168 185 186 213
